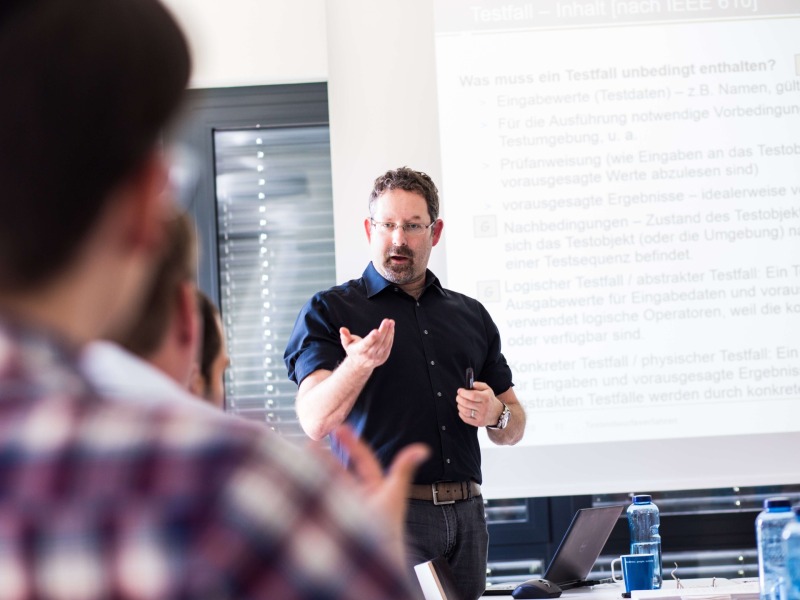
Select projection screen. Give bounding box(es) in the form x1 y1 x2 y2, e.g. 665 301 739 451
433 0 800 498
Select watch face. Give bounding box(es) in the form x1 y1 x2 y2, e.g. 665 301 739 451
492 404 509 429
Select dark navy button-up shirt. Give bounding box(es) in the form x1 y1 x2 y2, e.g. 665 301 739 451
284 262 514 485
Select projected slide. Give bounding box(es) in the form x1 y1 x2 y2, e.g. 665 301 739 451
434 1 800 448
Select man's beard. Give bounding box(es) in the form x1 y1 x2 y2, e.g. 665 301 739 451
382 246 416 284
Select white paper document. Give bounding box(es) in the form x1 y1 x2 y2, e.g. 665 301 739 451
633 579 759 600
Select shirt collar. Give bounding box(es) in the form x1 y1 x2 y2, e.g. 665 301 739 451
363 262 446 299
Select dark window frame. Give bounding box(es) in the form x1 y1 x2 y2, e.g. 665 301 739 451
174 83 330 306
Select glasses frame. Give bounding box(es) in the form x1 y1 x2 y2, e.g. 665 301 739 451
369 218 436 236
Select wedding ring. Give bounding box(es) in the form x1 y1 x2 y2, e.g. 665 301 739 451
470 409 476 419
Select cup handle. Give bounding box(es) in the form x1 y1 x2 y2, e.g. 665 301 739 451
611 558 622 583
769 577 784 600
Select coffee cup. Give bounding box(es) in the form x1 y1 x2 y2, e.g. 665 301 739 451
611 553 656 594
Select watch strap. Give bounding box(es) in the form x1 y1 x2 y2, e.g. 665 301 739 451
487 402 510 430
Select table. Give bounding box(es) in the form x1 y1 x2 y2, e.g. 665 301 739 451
482 578 760 599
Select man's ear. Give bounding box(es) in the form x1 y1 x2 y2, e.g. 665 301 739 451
431 219 444 247
364 217 373 242
176 280 199 348
120 151 171 253
187 362 206 398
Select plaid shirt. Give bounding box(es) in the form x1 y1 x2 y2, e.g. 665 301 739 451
0 317 420 599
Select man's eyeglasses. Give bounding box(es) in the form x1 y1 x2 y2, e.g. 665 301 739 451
370 218 435 236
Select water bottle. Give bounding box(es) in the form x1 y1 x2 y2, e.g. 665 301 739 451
757 497 793 600
628 494 662 589
784 506 800 600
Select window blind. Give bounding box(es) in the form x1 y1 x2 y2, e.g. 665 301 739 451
214 126 335 441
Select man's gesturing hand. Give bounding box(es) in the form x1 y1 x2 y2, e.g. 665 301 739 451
339 318 395 371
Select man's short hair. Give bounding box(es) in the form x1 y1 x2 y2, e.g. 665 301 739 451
0 0 190 290
369 167 440 223
197 291 223 388
118 211 197 357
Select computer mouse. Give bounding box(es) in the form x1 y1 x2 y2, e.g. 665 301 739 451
511 578 563 599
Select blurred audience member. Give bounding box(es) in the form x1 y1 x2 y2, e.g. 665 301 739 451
190 291 229 409
0 0 427 597
81 211 211 412
118 209 199 387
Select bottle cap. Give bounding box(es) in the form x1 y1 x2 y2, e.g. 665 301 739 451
764 497 792 510
632 494 652 504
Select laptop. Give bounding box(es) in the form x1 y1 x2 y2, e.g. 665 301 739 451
484 505 625 596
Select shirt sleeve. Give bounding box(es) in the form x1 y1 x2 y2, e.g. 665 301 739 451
478 302 514 395
284 293 347 386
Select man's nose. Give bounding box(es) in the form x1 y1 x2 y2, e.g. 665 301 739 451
391 226 408 245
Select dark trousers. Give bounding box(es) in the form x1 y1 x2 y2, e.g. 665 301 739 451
405 496 489 600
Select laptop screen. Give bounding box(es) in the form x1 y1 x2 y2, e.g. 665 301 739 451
544 505 624 587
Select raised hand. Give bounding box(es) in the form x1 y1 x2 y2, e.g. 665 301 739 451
339 318 395 371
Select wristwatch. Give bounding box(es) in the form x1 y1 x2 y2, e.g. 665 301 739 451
487 402 510 430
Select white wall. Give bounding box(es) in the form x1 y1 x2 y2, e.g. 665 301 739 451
161 0 328 88
325 0 446 282
163 0 446 283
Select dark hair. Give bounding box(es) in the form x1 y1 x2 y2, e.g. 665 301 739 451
0 0 191 290
368 167 440 223
197 291 222 390
117 212 196 357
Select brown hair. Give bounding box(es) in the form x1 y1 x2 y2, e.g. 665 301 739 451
0 0 191 290
117 212 197 357
197 291 223 391
368 167 440 223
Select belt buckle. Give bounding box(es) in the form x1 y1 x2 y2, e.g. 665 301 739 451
432 483 455 505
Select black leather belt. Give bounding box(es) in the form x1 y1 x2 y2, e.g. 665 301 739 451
408 481 482 505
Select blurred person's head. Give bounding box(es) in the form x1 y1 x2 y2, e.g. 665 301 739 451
190 292 229 409
116 212 200 387
0 0 190 342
